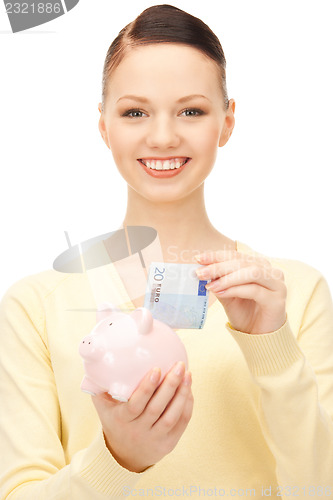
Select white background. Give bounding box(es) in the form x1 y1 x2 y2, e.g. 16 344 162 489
0 0 332 298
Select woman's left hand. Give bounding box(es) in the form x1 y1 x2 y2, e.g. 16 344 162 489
195 250 287 335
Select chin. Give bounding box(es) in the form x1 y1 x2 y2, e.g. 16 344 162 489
143 185 200 204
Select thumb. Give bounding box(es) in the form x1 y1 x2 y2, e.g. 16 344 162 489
91 392 124 412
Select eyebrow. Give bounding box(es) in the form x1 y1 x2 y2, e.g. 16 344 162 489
116 94 211 104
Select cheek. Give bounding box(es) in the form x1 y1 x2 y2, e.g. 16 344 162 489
192 122 222 156
107 127 133 164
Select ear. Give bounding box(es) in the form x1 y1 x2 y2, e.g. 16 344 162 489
130 307 153 335
96 303 118 323
98 103 110 149
219 99 236 147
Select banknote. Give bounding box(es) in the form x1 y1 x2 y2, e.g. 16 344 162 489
143 262 210 329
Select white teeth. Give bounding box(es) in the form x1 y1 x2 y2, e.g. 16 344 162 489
141 158 188 170
163 160 175 170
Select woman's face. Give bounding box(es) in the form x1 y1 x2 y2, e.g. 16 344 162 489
99 43 235 203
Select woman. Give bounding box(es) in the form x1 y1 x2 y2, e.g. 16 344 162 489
1 4 333 499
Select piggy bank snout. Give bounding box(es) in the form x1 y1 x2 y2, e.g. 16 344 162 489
80 336 92 347
79 336 101 359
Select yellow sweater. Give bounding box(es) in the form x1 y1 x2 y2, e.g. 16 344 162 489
1 241 333 500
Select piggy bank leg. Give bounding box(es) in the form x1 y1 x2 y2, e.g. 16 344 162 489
108 393 128 403
80 376 102 396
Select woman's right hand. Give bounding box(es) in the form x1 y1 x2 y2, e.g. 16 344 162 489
91 361 193 473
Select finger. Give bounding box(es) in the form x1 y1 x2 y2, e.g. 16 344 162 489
195 250 271 268
123 367 161 421
206 265 283 294
161 389 194 454
152 371 192 432
141 361 186 426
91 392 124 417
196 257 271 282
213 283 283 307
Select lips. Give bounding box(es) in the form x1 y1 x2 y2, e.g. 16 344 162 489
138 157 190 171
137 157 191 178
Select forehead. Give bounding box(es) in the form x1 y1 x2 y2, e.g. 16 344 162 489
107 43 221 102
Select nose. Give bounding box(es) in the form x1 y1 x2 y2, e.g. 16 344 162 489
146 114 181 149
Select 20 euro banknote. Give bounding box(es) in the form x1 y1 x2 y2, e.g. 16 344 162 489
143 262 210 329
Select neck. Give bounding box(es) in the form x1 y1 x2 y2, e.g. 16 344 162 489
121 185 232 263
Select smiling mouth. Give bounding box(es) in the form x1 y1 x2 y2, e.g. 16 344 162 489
138 157 190 171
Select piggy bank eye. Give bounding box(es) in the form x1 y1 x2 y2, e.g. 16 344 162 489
109 323 112 326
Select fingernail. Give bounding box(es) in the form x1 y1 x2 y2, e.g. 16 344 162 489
150 367 160 384
196 268 208 279
194 254 202 262
174 361 185 376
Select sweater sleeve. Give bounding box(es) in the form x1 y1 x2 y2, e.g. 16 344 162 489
226 270 333 492
0 279 149 500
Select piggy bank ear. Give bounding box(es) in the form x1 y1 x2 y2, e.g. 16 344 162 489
130 307 153 335
96 303 118 323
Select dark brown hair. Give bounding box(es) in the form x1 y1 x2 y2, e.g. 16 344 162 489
101 4 229 112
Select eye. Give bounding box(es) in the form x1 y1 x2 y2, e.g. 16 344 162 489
180 108 205 117
109 323 112 326
122 108 147 118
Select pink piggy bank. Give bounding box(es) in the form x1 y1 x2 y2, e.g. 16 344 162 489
79 303 188 402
